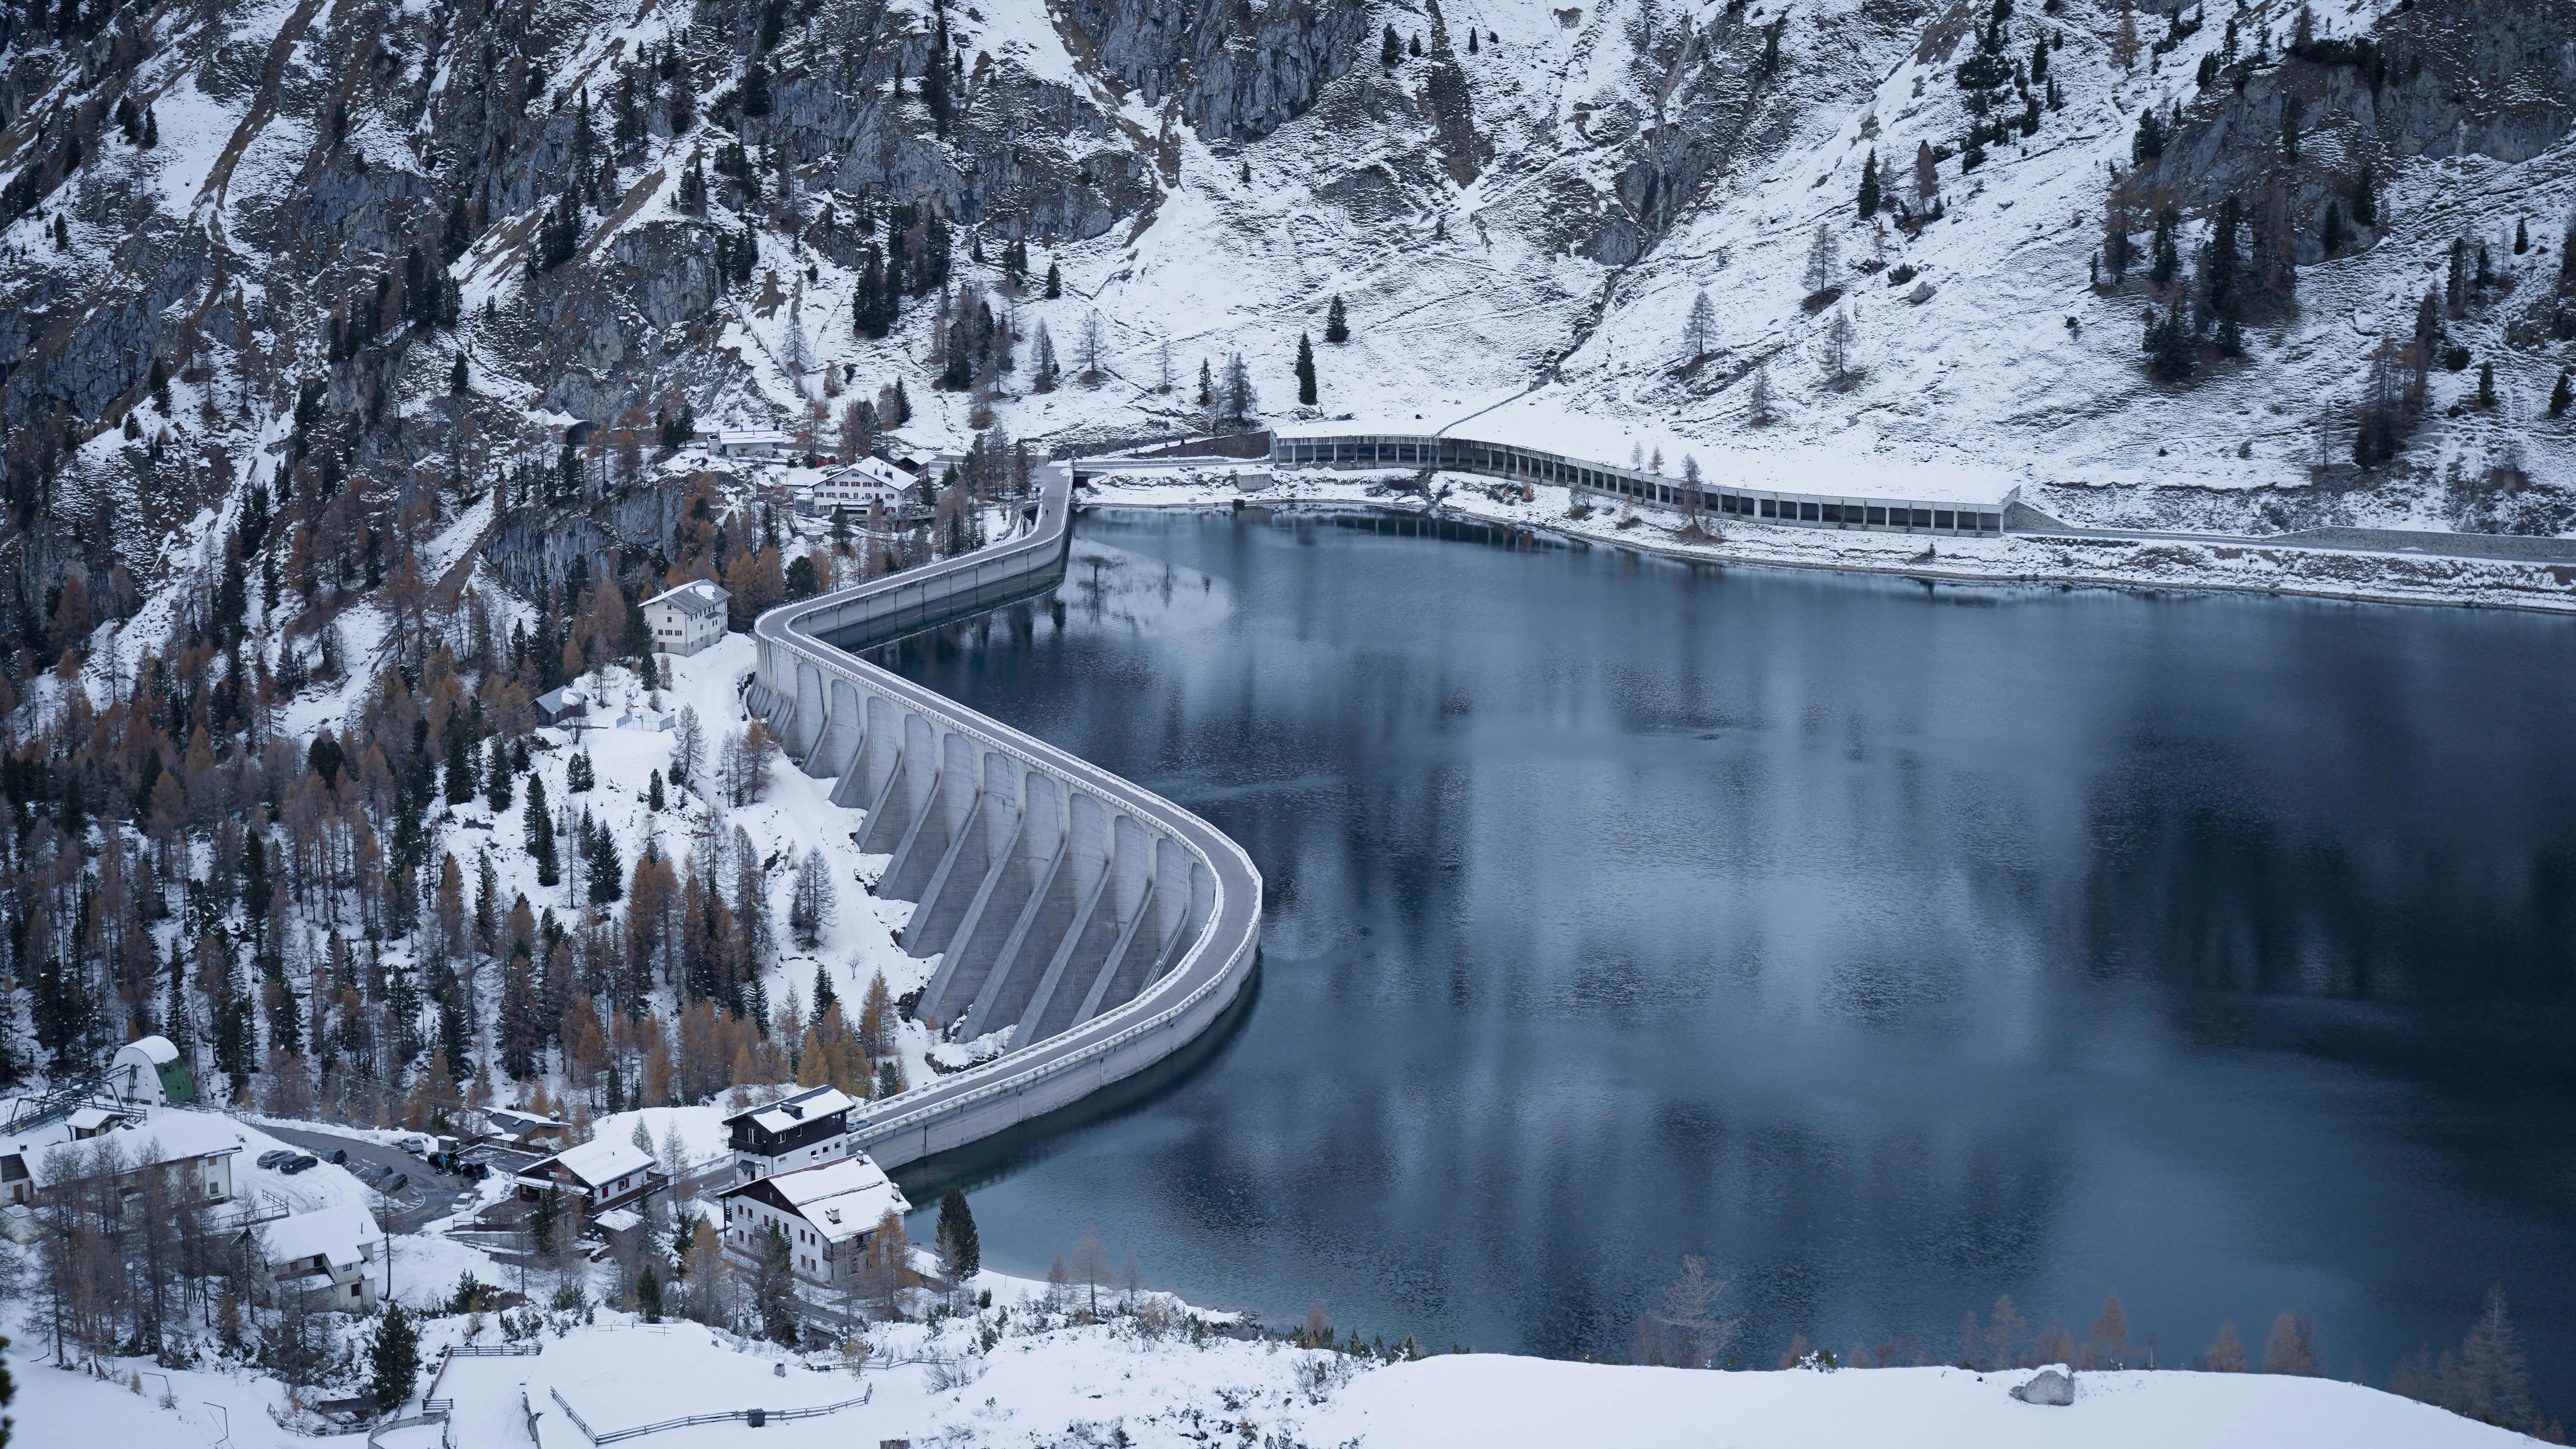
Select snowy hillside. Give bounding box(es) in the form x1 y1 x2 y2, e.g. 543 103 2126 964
7 1257 2554 1449
7 0 2575 629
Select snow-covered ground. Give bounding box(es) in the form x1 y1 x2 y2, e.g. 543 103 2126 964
6 1258 2540 1449
380 629 946 1100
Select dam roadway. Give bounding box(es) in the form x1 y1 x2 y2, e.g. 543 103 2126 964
749 460 1262 1171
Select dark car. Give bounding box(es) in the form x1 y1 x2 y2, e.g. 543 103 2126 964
278 1154 320 1175
256 1149 295 1170
383 1172 408 1195
326 1148 348 1165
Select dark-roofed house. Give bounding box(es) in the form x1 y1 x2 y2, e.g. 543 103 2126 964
723 1084 865 1184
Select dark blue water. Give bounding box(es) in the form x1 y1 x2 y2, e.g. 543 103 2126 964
887 506 2576 1398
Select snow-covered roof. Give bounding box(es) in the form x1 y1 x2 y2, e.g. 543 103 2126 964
724 1085 857 1135
530 1136 656 1190
481 1107 569 1137
1 1107 244 1173
819 457 912 491
117 1035 180 1065
722 1155 907 1247
644 579 730 618
258 1205 382 1270
716 429 793 446
66 1106 113 1134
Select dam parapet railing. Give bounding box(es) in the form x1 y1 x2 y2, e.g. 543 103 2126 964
748 460 1261 1171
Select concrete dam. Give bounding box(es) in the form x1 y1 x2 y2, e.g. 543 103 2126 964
748 461 1262 1170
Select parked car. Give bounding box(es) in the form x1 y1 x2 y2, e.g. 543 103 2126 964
255 1149 295 1170
278 1154 319 1175
395 1135 430 1158
382 1172 408 1195
326 1148 348 1165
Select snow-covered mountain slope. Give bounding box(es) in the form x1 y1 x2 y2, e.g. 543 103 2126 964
3 0 2573 622
7 1276 2552 1449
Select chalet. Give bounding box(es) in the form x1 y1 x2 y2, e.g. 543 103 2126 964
808 457 913 515
714 428 793 459
716 1154 909 1283
251 1205 383 1310
0 1106 240 1210
642 579 731 657
723 1084 864 1184
513 1136 664 1213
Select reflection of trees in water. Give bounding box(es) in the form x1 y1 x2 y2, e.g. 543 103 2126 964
1065 541 1224 635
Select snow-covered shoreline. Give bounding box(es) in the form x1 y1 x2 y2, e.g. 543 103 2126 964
8 1258 2546 1449
1078 470 2576 615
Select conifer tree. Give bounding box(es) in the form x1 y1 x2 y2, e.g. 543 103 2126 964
1325 293 1349 343
371 1303 422 1413
1382 23 1403 68
923 12 953 132
937 1188 981 1280
1685 288 1716 361
2149 204 2180 288
2451 1285 2535 1430
1044 261 1060 298
2514 217 2529 255
524 775 559 886
442 195 473 264
1856 149 1880 218
2143 298 2194 381
450 352 470 394
2319 200 2343 256
2351 163 2376 228
2132 109 2163 164
2551 369 2572 418
1295 333 1317 404
742 57 772 117
486 739 513 811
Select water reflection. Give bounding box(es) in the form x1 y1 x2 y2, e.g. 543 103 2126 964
883 507 2576 1398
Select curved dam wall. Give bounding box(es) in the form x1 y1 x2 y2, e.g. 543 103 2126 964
749 462 1262 1170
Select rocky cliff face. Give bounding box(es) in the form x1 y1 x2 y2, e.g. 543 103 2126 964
0 0 1368 623
5 0 2576 647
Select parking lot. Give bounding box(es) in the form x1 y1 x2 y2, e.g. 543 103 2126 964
258 1124 476 1232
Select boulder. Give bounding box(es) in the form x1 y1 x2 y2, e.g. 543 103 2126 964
2010 1368 2075 1406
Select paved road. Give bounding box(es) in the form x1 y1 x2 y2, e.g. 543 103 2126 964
259 1123 473 1231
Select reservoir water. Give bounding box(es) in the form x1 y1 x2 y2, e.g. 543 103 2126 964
884 506 2576 1399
